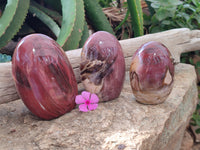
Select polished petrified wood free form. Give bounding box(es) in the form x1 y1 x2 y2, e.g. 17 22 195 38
12 34 78 120
80 31 125 102
130 41 174 104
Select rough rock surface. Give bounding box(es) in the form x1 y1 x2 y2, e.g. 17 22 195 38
180 130 194 150
0 63 198 150
192 144 200 150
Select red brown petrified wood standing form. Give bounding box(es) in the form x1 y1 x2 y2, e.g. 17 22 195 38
12 34 78 120
80 31 125 102
130 41 175 104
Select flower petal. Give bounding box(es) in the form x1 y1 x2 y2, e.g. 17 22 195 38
82 91 90 100
75 95 85 104
90 94 99 103
79 104 89 112
88 104 98 111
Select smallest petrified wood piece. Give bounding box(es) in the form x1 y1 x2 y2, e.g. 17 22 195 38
130 41 174 104
80 31 125 102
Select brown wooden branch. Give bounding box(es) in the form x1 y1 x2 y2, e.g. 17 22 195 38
1 28 200 104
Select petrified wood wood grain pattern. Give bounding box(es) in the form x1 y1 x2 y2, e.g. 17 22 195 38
129 41 175 104
1 28 200 104
80 31 125 102
12 34 78 120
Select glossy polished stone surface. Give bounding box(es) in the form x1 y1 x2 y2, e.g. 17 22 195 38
12 34 78 120
130 41 174 104
80 31 125 102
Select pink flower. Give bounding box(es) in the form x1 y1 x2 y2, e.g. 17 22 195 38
75 91 99 112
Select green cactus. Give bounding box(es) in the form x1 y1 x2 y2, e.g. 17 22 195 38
56 0 76 48
127 0 144 37
30 0 62 26
0 0 30 48
0 0 144 52
29 5 60 37
79 21 89 48
83 0 115 35
61 0 85 50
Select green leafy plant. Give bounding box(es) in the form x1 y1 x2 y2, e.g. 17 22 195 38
0 0 30 48
0 0 144 59
0 0 114 53
144 0 200 33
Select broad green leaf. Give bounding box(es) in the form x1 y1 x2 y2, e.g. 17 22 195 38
0 0 30 48
155 6 176 21
151 2 160 9
147 0 182 7
161 20 171 25
165 7 177 17
160 0 182 6
155 7 169 21
168 0 182 6
56 0 76 47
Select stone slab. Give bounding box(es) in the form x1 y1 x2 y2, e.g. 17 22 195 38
180 130 193 150
0 63 198 150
